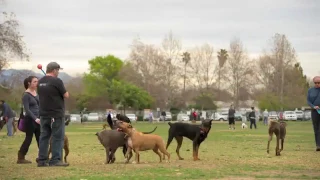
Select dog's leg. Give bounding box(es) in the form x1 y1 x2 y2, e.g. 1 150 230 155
166 130 175 150
267 132 273 154
64 144 69 163
175 136 184 160
153 148 162 163
122 144 127 157
280 138 284 152
105 147 110 164
110 148 117 163
192 140 199 161
133 149 140 164
195 143 201 160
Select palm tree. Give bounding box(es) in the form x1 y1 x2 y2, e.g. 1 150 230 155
182 51 191 94
217 49 228 100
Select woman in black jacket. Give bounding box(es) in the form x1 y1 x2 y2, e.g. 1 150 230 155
17 76 41 164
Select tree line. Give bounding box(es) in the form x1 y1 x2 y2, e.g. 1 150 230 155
0 9 310 112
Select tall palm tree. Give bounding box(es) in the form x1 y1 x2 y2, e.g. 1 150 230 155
182 51 191 94
217 49 228 100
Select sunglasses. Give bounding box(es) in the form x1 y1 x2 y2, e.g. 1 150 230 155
314 82 320 85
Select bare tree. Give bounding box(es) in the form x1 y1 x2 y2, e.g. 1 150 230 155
227 38 255 108
128 38 167 108
256 55 276 90
268 34 296 109
217 49 228 100
182 51 191 94
161 31 182 108
189 43 216 91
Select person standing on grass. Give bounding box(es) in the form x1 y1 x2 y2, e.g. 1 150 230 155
307 76 320 151
17 76 41 164
228 105 236 130
248 107 257 129
0 100 15 136
148 111 154 123
161 111 166 122
37 62 69 167
263 109 269 126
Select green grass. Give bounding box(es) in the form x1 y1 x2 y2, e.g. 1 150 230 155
0 121 319 180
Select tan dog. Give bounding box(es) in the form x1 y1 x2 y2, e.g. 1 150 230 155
48 135 69 163
267 119 287 156
116 121 170 164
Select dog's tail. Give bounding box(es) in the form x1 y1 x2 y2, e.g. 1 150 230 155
142 126 157 134
95 132 99 136
168 122 172 126
107 114 113 129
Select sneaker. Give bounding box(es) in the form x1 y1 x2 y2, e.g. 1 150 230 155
316 147 320 151
37 162 49 167
49 161 69 167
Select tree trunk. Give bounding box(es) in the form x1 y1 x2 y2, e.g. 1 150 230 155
218 68 221 101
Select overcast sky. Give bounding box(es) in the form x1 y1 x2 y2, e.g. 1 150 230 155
3 0 320 77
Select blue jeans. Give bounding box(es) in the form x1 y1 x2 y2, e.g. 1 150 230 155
263 117 268 125
38 116 65 165
7 117 14 136
311 110 320 147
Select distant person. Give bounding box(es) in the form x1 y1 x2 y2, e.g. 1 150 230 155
17 76 41 164
161 111 166 122
263 109 269 126
228 105 236 130
0 100 15 136
307 76 320 151
148 111 154 123
37 62 69 167
248 107 257 129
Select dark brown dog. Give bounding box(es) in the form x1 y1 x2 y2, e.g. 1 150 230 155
267 120 287 156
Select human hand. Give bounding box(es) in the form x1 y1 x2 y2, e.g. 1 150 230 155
314 106 319 109
35 118 40 124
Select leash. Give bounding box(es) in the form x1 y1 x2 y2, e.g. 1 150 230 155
51 118 55 128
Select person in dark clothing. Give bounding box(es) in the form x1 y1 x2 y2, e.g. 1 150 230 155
228 105 236 130
17 76 41 164
0 100 15 136
161 111 166 122
37 62 69 167
248 107 257 129
307 76 320 151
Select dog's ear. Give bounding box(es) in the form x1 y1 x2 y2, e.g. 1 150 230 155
209 120 213 124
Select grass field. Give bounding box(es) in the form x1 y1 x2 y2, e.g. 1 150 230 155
0 121 319 180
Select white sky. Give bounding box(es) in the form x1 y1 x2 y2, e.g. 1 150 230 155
2 0 320 77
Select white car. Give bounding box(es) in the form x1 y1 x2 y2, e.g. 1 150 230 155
70 114 81 123
211 112 228 121
283 111 297 121
177 113 190 122
87 113 100 121
126 114 137 122
295 111 303 120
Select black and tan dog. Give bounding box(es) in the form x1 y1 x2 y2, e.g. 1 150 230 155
166 120 213 161
0 118 18 134
267 119 287 156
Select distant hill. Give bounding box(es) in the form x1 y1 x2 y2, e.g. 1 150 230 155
0 69 74 88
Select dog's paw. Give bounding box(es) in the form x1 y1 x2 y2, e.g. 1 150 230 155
267 150 269 154
132 161 137 164
166 160 170 163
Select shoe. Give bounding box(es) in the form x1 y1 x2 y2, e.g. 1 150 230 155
316 147 320 151
49 161 69 167
37 162 49 167
17 152 32 164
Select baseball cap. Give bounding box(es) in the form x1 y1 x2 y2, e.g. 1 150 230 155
46 62 63 72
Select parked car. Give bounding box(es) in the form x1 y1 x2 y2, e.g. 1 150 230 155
177 113 190 122
234 112 243 121
304 111 311 120
295 110 304 120
211 112 228 121
269 111 279 120
70 114 81 123
126 114 137 122
87 112 100 121
160 112 172 121
283 111 297 121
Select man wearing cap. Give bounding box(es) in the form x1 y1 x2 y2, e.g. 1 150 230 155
37 62 69 167
307 76 320 151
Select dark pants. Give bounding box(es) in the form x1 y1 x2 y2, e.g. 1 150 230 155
311 110 320 147
250 119 257 129
228 117 235 125
19 116 40 155
38 116 65 165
